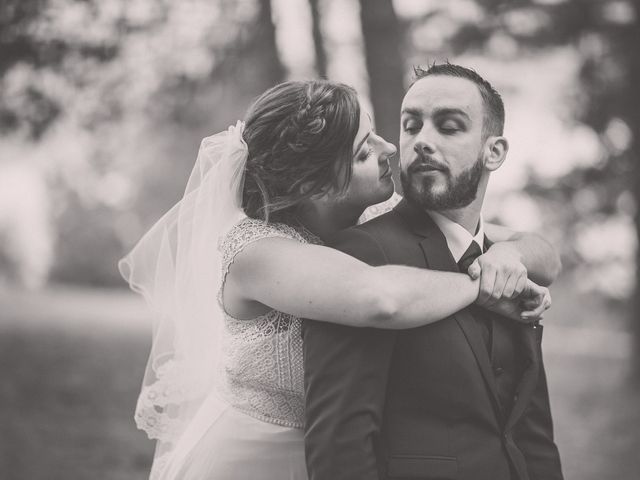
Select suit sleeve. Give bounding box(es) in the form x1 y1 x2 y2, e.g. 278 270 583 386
302 227 397 480
514 326 564 480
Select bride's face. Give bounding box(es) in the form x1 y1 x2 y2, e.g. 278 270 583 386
335 107 396 210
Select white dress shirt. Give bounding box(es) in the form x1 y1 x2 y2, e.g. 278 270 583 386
427 210 485 262
359 193 485 262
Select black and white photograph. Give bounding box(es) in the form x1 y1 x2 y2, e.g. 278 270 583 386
1 0 639 479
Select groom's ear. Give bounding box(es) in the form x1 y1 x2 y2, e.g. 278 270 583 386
483 136 509 172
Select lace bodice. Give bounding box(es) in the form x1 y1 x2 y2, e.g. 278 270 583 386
358 192 402 224
216 218 320 428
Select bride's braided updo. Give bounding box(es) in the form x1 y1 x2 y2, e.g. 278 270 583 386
242 80 360 223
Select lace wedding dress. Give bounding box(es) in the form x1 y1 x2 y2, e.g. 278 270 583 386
122 126 398 480
172 218 320 480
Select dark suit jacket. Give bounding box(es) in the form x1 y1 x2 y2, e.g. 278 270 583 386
302 200 563 480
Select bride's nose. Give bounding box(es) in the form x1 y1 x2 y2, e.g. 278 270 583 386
380 140 397 161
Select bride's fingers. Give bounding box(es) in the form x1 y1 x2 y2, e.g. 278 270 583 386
477 267 497 306
502 273 518 299
522 298 541 309
543 293 552 310
511 274 527 299
520 298 547 320
467 259 481 280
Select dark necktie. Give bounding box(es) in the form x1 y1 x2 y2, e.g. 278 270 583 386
457 240 492 352
458 241 482 273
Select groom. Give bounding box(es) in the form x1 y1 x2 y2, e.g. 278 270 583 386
303 63 563 480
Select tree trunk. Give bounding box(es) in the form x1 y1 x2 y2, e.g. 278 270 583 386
244 0 286 89
209 0 285 121
308 0 327 77
358 0 405 186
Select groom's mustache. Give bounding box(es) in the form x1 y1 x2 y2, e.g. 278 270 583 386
407 155 448 174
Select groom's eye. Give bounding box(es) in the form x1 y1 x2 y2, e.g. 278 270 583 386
403 119 421 134
439 118 463 134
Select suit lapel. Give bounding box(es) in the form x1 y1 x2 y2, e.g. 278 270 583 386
484 233 543 426
395 201 503 418
505 324 541 429
485 233 544 426
396 208 544 428
453 308 504 421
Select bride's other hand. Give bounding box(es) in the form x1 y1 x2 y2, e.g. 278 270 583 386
482 279 551 324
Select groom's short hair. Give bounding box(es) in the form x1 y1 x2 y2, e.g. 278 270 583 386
413 63 505 140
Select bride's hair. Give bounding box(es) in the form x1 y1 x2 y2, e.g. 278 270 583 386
242 79 360 223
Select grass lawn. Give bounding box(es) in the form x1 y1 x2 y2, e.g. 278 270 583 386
1 280 638 479
0 287 154 480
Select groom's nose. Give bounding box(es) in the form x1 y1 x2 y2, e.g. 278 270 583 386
414 138 436 156
413 124 436 155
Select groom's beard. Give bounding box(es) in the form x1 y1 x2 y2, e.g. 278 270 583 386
401 152 484 211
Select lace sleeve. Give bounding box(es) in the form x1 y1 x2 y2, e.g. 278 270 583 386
217 218 306 303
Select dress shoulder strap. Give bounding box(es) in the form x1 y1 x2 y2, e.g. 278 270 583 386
218 218 307 292
220 218 306 270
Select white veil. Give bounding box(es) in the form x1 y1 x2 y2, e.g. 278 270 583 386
118 122 248 479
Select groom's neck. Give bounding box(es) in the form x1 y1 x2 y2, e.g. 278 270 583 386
435 207 481 236
431 195 484 235
297 203 362 241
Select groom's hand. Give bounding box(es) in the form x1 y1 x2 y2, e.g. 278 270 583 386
467 242 528 307
483 279 552 323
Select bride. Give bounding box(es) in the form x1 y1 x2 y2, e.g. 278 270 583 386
120 79 558 479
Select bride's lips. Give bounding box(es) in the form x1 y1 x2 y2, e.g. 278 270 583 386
379 164 392 179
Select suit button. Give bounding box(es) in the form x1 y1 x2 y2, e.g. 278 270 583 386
513 394 519 403
494 366 504 376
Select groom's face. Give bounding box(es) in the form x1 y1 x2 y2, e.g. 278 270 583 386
399 75 487 211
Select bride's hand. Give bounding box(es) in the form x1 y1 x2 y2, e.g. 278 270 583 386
466 242 528 307
481 279 551 324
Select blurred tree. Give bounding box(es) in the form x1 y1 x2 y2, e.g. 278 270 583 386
308 0 328 77
359 0 405 185
478 0 640 376
0 0 119 139
0 0 285 287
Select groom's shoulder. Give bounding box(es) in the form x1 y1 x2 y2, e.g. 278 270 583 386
337 207 404 243
357 208 405 238
327 210 406 266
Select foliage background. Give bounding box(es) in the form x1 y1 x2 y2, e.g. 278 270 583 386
1 0 639 478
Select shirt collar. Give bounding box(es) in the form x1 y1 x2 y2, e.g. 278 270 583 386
427 210 485 262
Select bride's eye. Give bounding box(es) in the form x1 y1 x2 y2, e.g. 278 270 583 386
357 147 373 163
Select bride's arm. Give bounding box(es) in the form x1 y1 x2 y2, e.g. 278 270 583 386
226 236 476 328
225 235 545 329
484 223 561 287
